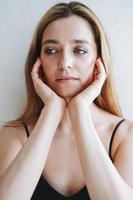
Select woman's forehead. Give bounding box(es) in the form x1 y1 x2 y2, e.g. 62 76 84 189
42 15 95 45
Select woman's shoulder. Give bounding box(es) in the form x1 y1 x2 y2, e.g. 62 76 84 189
0 123 30 146
108 116 133 146
100 110 133 147
0 122 35 176
0 125 24 176
122 118 133 138
115 118 133 135
110 117 133 166
102 115 133 162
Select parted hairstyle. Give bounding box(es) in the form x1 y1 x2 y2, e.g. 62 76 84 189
3 1 123 127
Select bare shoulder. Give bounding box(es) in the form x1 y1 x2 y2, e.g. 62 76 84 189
120 119 133 141
110 118 133 155
0 125 27 176
0 125 28 145
110 117 133 143
113 119 133 175
101 113 133 162
117 118 133 139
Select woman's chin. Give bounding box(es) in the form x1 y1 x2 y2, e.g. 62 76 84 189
56 87 80 96
57 92 77 99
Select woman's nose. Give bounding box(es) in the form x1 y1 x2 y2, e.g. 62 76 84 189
58 52 73 70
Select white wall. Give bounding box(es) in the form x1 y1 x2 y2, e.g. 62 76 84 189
0 0 133 126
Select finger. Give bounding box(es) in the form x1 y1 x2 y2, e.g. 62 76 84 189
92 64 98 81
90 58 106 91
96 58 106 82
31 58 42 82
31 58 41 80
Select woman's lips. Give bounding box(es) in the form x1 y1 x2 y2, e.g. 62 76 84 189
56 75 79 82
56 77 79 83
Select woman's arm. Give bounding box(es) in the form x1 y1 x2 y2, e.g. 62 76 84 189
68 102 133 200
0 101 64 200
67 58 133 199
0 57 66 200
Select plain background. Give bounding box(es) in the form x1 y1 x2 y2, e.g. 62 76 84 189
0 0 133 126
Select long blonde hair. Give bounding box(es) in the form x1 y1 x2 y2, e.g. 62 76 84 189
3 1 123 127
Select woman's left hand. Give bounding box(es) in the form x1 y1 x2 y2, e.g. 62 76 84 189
68 57 107 106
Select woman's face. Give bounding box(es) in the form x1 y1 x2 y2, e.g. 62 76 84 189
40 15 97 98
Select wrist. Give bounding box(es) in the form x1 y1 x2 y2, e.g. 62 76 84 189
68 99 92 116
41 99 65 118
45 98 65 108
68 97 86 109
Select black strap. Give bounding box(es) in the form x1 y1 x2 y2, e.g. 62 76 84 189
22 121 30 137
22 119 125 163
109 119 125 163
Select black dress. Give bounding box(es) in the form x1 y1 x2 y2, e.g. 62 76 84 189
22 119 125 200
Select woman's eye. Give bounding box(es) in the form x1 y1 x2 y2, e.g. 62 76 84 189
44 48 58 55
74 48 88 55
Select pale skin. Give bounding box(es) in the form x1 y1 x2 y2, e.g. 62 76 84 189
0 15 133 200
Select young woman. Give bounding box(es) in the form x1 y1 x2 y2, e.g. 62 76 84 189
0 1 133 200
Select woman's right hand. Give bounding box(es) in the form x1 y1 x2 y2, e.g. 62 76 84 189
31 58 66 108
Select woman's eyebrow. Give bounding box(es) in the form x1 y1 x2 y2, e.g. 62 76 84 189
70 39 91 45
42 39 59 46
41 39 91 46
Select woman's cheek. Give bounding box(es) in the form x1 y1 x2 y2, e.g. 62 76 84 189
81 63 95 84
